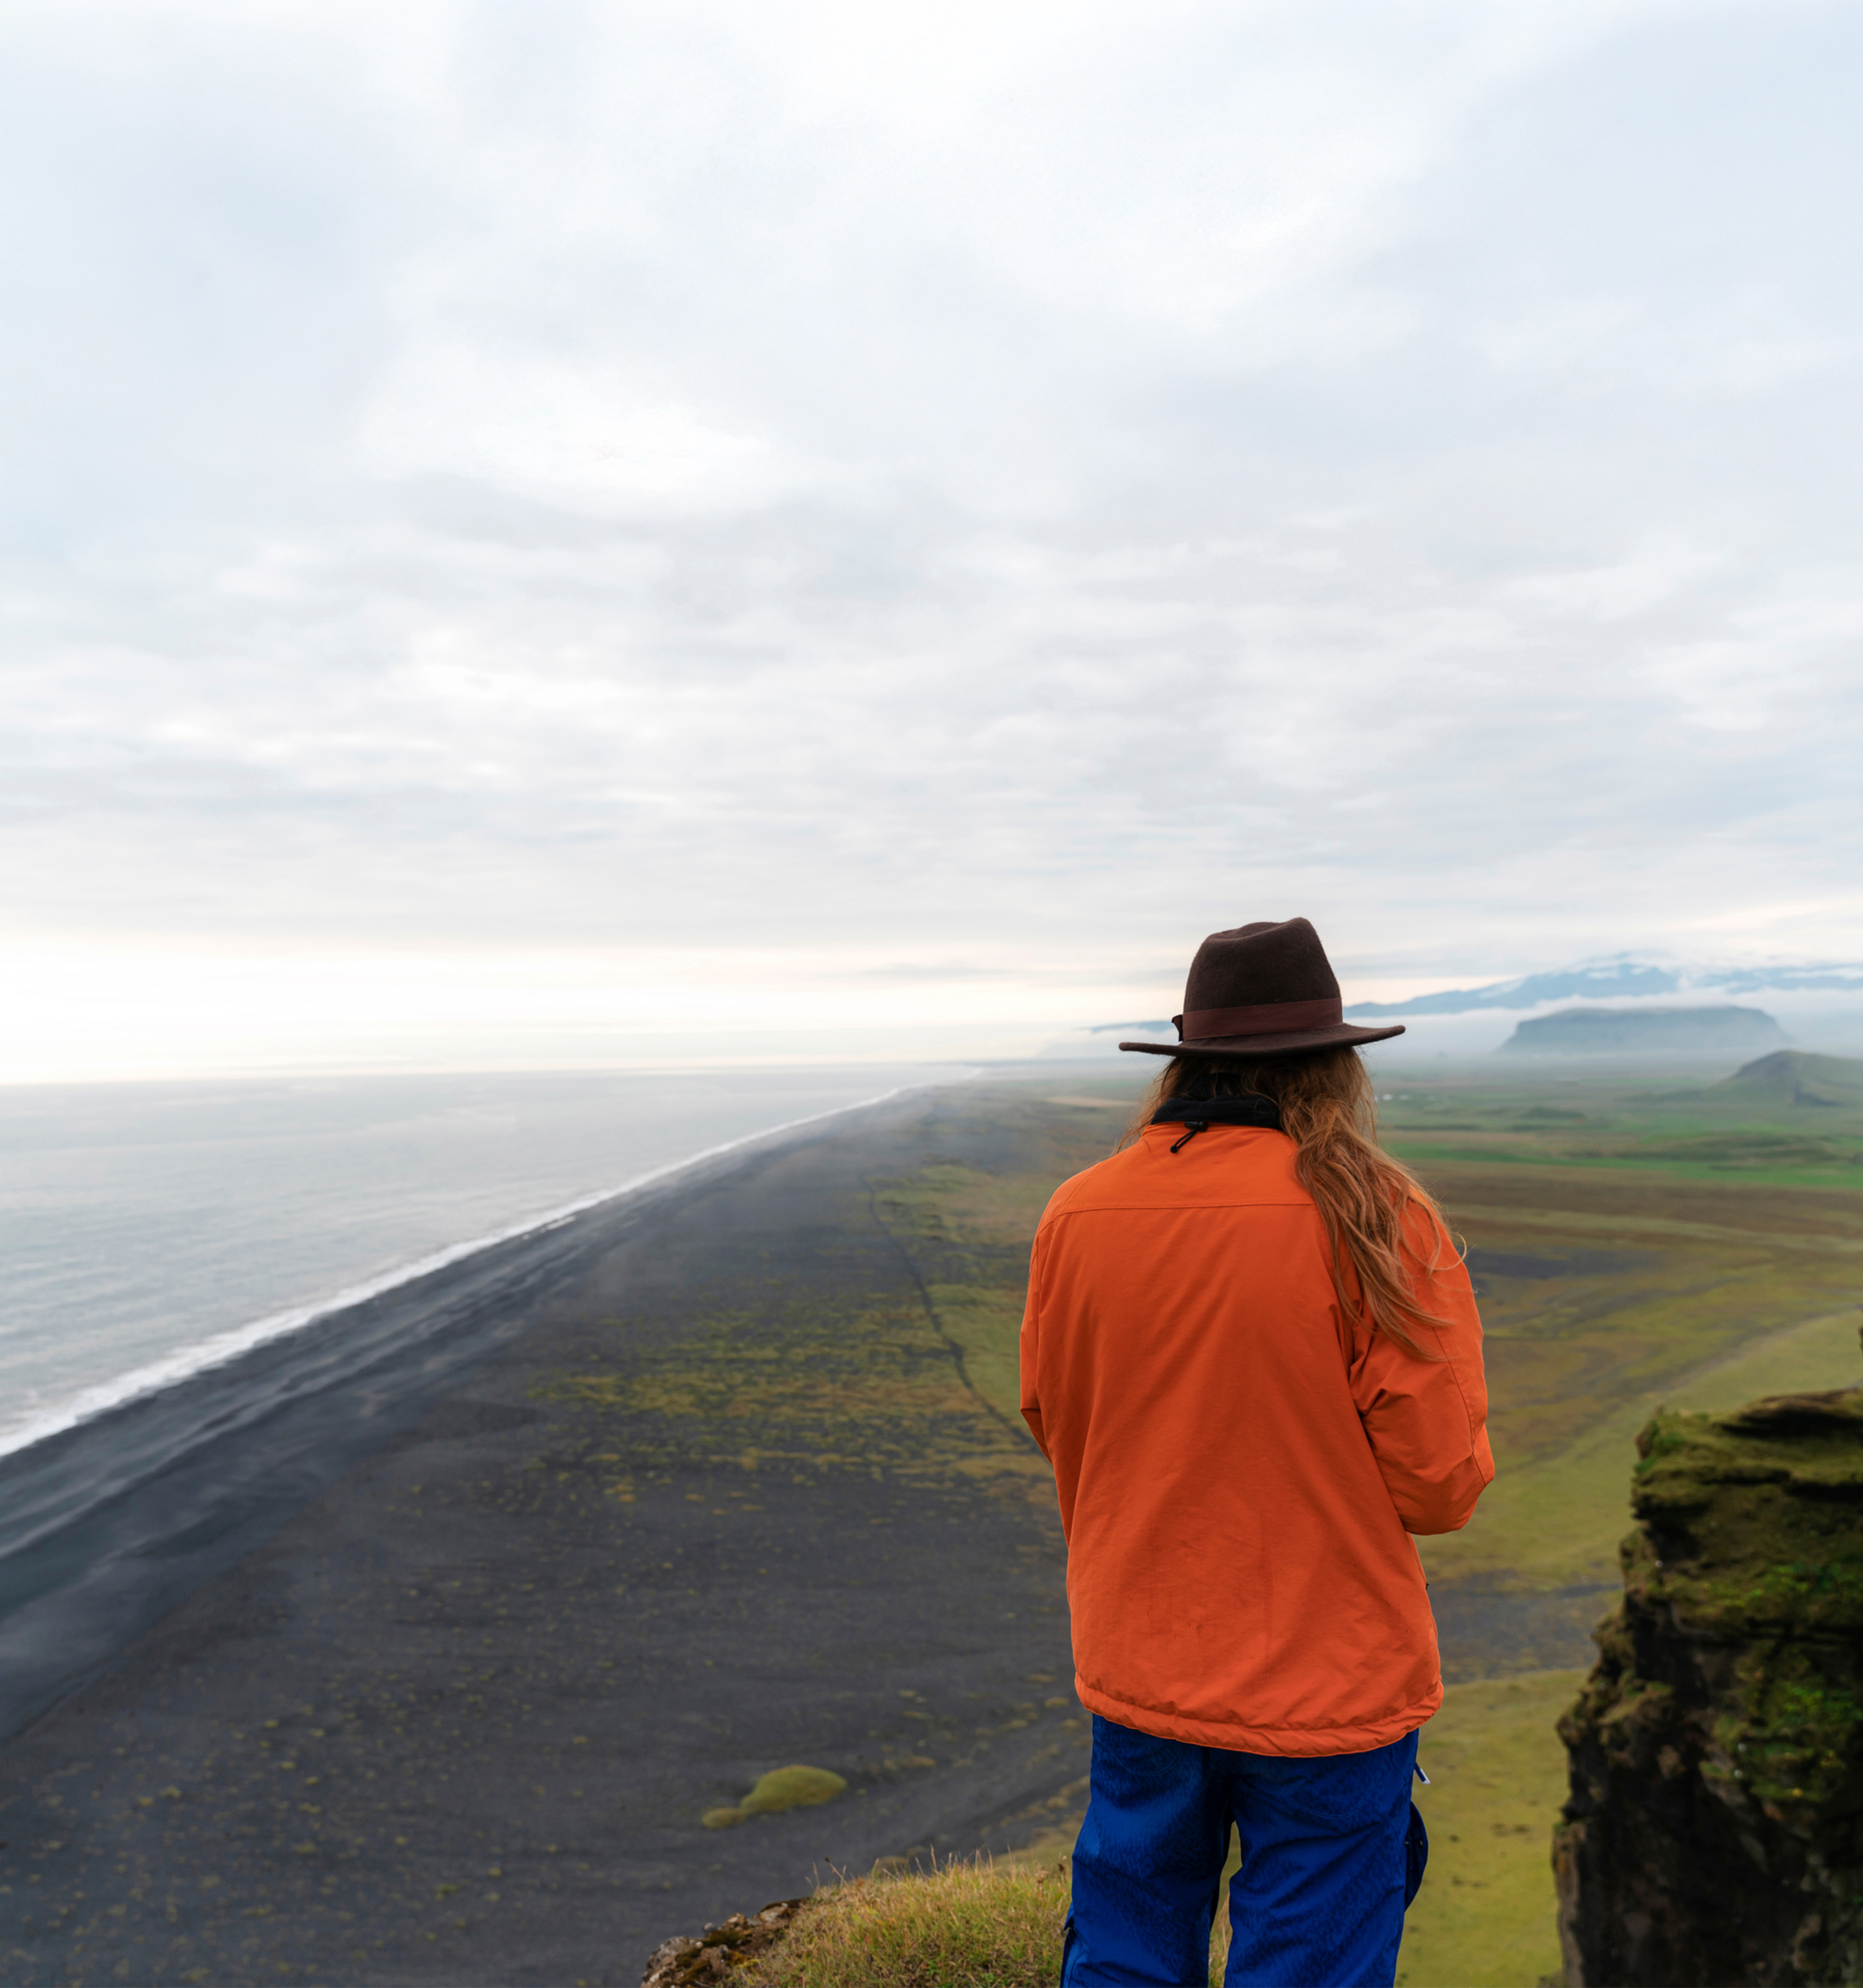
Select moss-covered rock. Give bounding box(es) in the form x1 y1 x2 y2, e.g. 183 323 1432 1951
1555 1387 1863 1986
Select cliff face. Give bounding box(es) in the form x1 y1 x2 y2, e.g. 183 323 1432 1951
1555 1388 1863 1986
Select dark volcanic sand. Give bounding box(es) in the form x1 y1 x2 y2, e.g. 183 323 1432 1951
0 1078 1595 1987
0 1092 1087 1987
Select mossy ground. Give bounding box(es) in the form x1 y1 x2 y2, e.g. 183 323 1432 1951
731 1669 1578 1986
1623 1394 1863 1814
704 1765 850 1830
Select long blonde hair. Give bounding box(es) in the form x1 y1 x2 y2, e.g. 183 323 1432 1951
1120 1046 1453 1357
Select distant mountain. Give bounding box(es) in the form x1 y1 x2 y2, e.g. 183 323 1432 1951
1500 1006 1787 1057
1348 962 1680 1016
1347 958 1863 1019
1721 1050 1863 1107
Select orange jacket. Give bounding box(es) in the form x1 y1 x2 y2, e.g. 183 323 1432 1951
1020 1121 1492 1756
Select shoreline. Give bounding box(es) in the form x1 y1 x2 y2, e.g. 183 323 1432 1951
0 1082 946 1745
0 1083 1086 1986
0 1077 941 1467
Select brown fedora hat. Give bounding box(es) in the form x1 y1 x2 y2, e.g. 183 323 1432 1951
1121 918 1404 1059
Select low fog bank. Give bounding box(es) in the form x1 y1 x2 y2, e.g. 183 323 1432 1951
1040 988 1863 1071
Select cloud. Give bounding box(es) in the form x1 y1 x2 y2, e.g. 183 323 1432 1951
1 0 1861 1073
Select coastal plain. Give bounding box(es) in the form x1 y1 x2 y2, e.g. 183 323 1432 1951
0 1092 1088 1986
2 1059 1860 1985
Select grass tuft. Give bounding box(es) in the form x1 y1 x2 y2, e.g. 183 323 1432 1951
704 1764 848 1829
740 1857 1230 1987
741 1766 848 1815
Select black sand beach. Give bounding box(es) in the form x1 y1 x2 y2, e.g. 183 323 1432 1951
0 1077 1600 1986
0 1088 1087 1986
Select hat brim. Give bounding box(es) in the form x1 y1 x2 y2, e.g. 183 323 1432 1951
1118 1023 1405 1058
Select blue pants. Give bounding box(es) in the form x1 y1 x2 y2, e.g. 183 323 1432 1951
1061 1715 1423 1988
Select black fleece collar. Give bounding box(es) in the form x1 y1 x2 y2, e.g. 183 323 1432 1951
1150 1093 1282 1130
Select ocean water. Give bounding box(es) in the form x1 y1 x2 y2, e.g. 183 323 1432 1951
0 1064 959 1459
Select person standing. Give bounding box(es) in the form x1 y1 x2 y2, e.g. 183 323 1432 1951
1020 918 1494 1988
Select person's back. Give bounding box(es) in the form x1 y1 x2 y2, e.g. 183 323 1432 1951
1020 918 1493 1988
1027 1113 1487 1756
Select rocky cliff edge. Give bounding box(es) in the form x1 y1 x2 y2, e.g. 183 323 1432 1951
1556 1386 1863 1986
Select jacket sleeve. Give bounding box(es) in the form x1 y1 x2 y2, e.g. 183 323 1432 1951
1019 1226 1051 1460
1350 1203 1494 1534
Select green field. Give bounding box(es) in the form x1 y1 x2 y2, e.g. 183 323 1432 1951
868 1051 1863 1986
1383 1062 1863 1602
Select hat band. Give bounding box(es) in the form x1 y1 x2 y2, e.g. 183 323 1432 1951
1177 996 1343 1041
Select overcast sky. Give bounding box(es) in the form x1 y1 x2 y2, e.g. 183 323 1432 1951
4 0 1861 1076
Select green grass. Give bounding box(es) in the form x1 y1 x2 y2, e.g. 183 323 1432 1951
1418 1307 1863 1593
700 1064 1863 1988
745 1859 1078 1987
732 1669 1577 1987
741 1851 1230 1987
703 1764 849 1830
866 1074 1863 1600
1378 1059 1863 1193
1401 1670 1580 1988
1364 1068 1863 1606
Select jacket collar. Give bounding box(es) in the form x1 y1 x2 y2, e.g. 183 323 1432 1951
1150 1093 1282 1130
